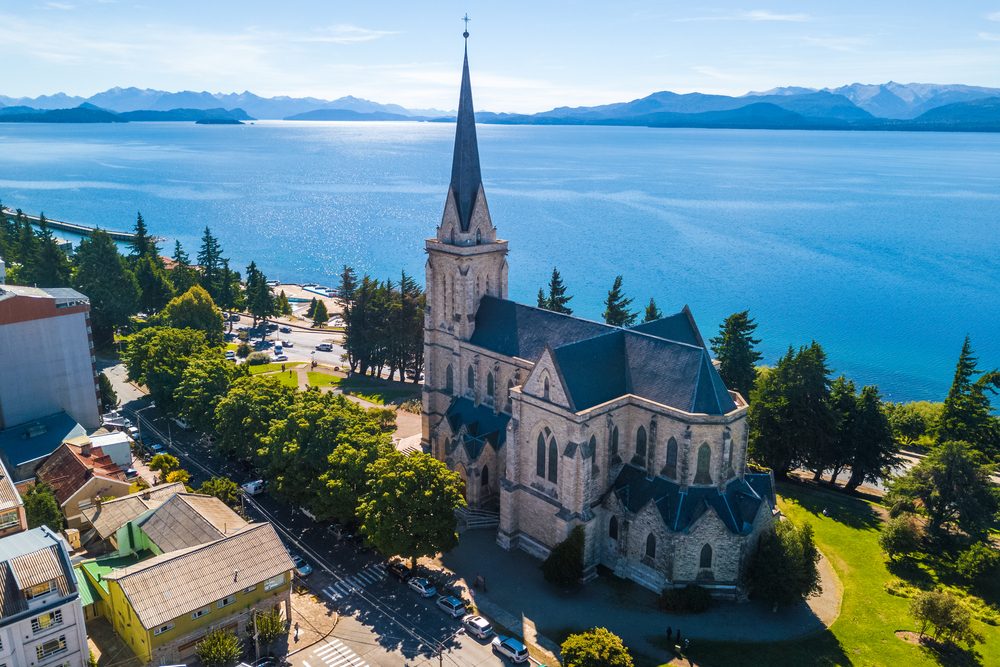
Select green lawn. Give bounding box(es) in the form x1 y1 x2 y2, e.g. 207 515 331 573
306 371 340 387
247 361 304 375
676 482 999 667
335 374 421 405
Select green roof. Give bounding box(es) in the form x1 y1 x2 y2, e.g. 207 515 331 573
80 551 152 593
74 566 101 607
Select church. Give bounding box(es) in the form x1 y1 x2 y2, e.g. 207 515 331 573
421 37 776 597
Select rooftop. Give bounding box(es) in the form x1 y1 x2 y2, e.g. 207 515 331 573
0 412 86 476
0 285 89 307
81 482 185 540
137 493 248 552
37 439 127 505
0 458 22 513
0 527 74 617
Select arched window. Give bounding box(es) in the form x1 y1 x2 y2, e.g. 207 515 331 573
476 228 482 245
645 533 656 559
665 437 678 478
548 438 559 483
588 435 597 460
467 365 475 392
450 227 455 244
486 372 495 398
609 516 619 540
700 544 713 569
635 426 647 463
536 433 546 478
506 379 514 412
694 443 712 484
482 465 490 490
611 426 620 458
445 365 454 394
543 377 550 400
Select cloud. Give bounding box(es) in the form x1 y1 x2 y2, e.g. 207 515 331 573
676 9 811 23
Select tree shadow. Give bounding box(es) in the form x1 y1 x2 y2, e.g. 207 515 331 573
650 627 853 667
776 479 882 531
915 635 984 667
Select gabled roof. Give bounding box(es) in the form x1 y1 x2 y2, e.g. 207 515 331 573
449 43 483 232
137 493 248 552
445 397 510 460
104 523 294 629
628 307 703 347
0 527 75 618
37 440 126 505
470 296 613 360
81 483 185 540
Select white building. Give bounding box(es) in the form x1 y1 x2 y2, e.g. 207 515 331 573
0 526 89 667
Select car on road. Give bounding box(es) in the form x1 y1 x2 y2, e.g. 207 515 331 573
172 417 192 430
436 595 467 619
229 313 241 322
274 354 288 362
149 443 165 455
386 560 411 581
407 577 437 598
281 339 293 348
315 343 333 352
289 553 313 577
279 326 291 333
126 426 140 440
266 323 279 331
242 479 266 495
491 636 529 664
462 614 494 639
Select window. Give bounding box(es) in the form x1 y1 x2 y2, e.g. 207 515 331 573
609 516 618 540
543 377 550 400
243 585 257 594
217 594 237 608
445 365 454 393
476 228 482 244
264 573 285 591
588 435 597 459
25 580 54 600
535 428 558 484
35 636 67 660
645 534 656 559
700 544 713 569
0 510 19 530
506 379 514 412
664 437 678 478
610 426 619 458
190 607 210 620
486 372 495 398
467 366 475 392
536 433 546 478
31 610 62 634
481 466 489 489
694 443 712 484
548 438 558 483
635 426 647 462
153 623 174 636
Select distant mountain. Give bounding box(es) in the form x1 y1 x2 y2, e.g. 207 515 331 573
908 97 1000 130
284 108 417 121
117 107 253 122
758 83 1000 119
0 105 124 123
0 92 86 109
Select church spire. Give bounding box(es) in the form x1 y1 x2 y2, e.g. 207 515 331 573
449 26 483 232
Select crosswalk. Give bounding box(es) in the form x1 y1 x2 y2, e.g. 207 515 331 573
303 638 369 667
321 564 386 602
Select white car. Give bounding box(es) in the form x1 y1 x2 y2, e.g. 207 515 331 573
462 614 493 639
282 340 294 348
407 577 437 598
491 636 529 664
435 595 466 618
242 480 266 495
273 354 289 362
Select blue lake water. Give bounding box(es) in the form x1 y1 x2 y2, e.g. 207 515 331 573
1 121 998 403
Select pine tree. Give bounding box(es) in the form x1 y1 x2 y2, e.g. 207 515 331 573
244 261 275 326
643 297 662 322
134 254 175 314
844 385 898 491
129 211 159 261
710 310 764 400
73 230 140 345
312 299 329 326
33 215 71 287
538 267 572 314
277 290 293 315
602 275 637 326
169 240 199 294
537 288 547 308
197 227 222 300
938 336 1000 459
306 297 318 319
15 214 38 284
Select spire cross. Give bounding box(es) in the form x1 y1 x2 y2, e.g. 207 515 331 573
462 13 471 39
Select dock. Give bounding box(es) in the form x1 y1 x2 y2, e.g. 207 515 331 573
1 206 136 242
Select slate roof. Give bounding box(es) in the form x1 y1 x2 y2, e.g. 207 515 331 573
628 307 703 347
137 493 248 552
104 523 294 629
449 43 483 232
470 296 613 360
81 483 186 540
445 398 510 460
609 464 772 535
0 412 86 475
36 439 126 505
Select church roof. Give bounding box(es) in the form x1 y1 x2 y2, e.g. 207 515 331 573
449 43 483 232
470 296 613 360
628 307 704 347
609 464 772 535
445 397 510 460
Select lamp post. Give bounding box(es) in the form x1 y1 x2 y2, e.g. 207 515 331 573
135 402 156 445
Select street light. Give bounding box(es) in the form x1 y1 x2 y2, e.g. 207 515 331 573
135 403 156 444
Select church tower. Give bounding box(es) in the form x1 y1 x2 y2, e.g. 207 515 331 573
422 31 509 456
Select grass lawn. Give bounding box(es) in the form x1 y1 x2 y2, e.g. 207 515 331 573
334 374 421 405
675 482 998 667
306 371 340 387
247 362 304 375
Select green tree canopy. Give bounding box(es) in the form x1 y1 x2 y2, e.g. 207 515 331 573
938 336 1000 460
175 349 244 432
214 375 296 464
910 589 982 648
357 451 466 568
195 628 242 667
33 215 72 287
198 477 242 508
128 211 160 261
541 525 585 587
316 434 394 523
24 482 63 531
602 275 637 326
148 453 180 476
156 285 225 344
537 267 573 314
312 299 329 326
843 385 898 491
244 261 276 326
643 297 662 323
710 310 763 400
123 326 209 413
134 254 175 314
97 372 119 413
277 290 293 316
169 240 201 294
746 520 821 607
73 229 140 345
561 627 635 667
878 513 923 562
252 607 285 652
197 227 223 301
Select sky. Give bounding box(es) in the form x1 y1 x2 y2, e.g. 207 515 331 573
2 1 1000 113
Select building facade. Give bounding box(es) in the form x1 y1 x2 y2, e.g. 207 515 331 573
422 39 775 596
0 527 89 667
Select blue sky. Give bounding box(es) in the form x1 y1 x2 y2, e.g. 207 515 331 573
3 1 1000 112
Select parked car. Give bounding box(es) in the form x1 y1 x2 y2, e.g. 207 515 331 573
126 426 140 440
279 326 291 333
242 480 266 495
282 340 294 348
315 343 333 352
462 614 494 639
149 443 165 455
387 560 411 582
172 417 192 431
124 468 139 479
266 323 279 331
407 577 437 598
491 636 529 664
229 313 242 322
289 553 313 577
274 354 289 362
436 595 466 619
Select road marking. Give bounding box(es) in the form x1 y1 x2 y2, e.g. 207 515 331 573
321 565 386 603
313 638 368 667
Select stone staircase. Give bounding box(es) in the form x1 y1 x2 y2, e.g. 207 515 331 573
456 507 500 531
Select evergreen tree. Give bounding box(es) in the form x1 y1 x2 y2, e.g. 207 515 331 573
134 254 175 314
24 482 64 531
33 215 72 287
602 275 637 326
537 267 572 314
312 299 329 326
215 258 242 313
537 288 547 309
129 211 159 261
169 240 200 294
710 310 763 399
826 376 858 485
277 290 293 315
74 230 140 345
196 227 223 299
306 297 318 319
244 261 275 326
643 297 662 322
844 385 898 491
938 336 1000 459
15 214 38 284
97 372 119 412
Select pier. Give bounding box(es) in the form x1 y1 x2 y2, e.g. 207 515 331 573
1 206 136 242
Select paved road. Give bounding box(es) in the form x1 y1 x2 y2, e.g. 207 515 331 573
101 363 504 667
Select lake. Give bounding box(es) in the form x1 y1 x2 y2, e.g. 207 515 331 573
1 121 998 403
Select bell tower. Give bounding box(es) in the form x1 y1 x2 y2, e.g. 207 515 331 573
422 27 509 454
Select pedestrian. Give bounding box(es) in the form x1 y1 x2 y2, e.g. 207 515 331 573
282 363 286 372
294 621 300 643
666 626 672 642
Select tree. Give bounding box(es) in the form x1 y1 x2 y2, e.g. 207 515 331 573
886 440 999 539
214 375 296 464
252 607 285 654
954 542 1000 583
357 451 466 568
746 520 821 607
216 258 243 314
169 240 200 294
97 372 119 413
74 229 140 345
843 385 898 492
317 436 394 523
561 627 634 667
938 336 1000 459
128 211 159 260
602 275 637 326
537 267 572 314
134 254 175 314
276 290 293 316
148 453 180 477
195 628 242 667
312 299 329 327
198 477 242 508
175 350 243 432
710 310 763 400
885 402 929 447
541 525 585 587
643 297 662 323
197 227 223 300
244 261 276 326
24 482 63 531
878 513 922 561
33 216 72 287
910 590 981 648
156 285 225 344
165 469 191 485
122 327 208 413
15 214 38 284
306 297 318 319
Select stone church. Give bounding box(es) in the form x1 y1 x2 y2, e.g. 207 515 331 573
422 39 776 596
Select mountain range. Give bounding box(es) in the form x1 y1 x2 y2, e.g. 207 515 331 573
2 83 1000 131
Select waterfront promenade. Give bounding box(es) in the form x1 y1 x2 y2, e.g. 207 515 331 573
1 205 135 241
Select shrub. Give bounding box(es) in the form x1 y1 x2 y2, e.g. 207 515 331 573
954 542 1000 583
236 342 252 358
561 627 634 667
542 525 585 587
246 351 270 365
878 513 923 561
910 589 982 648
746 520 822 607
658 585 712 613
195 628 242 667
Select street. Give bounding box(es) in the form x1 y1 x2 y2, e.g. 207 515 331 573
102 362 505 667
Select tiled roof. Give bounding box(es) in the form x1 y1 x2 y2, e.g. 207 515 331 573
81 483 185 540
105 523 294 629
37 440 126 505
445 397 510 459
0 412 86 474
0 458 22 513
137 493 247 552
470 296 612 360
609 464 772 535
